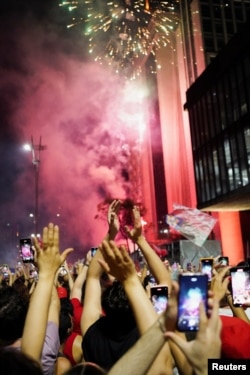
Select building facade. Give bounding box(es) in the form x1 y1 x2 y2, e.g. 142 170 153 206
144 0 250 263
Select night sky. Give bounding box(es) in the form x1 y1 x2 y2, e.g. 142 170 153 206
0 0 155 267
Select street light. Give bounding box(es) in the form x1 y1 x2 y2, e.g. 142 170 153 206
24 136 47 235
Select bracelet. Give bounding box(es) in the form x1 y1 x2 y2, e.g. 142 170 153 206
157 317 166 333
84 263 89 267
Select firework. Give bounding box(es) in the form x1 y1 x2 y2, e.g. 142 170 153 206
59 1 180 78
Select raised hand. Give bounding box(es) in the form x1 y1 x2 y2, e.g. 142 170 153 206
99 240 137 283
32 222 73 277
210 266 230 302
165 297 222 375
124 205 142 242
107 200 121 239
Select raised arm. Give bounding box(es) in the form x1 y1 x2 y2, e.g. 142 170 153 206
107 281 191 375
99 240 158 335
21 223 73 363
70 251 92 301
81 200 121 337
125 206 171 288
165 297 222 375
80 248 104 336
210 266 250 323
104 199 121 241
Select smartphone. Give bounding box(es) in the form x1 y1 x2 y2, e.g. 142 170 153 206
29 269 38 278
230 266 250 307
2 264 9 280
218 256 229 266
91 247 98 257
20 238 34 263
177 273 208 332
148 274 157 286
2 264 9 272
150 285 168 314
59 266 67 277
200 258 214 282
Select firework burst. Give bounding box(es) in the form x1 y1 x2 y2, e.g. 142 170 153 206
59 0 180 78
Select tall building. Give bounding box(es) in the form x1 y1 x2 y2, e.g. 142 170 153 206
143 0 250 264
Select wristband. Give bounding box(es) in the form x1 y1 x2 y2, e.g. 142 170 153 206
84 263 89 267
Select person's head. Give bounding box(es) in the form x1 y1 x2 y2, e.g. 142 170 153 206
101 280 135 325
0 286 29 345
59 298 74 344
236 260 249 267
0 347 43 375
12 277 30 300
64 362 107 375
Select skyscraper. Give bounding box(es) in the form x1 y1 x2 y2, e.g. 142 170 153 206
144 0 250 262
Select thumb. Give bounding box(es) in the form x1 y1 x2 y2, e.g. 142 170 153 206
98 259 110 273
60 248 74 263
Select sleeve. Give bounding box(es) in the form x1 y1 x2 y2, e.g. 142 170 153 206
41 321 60 375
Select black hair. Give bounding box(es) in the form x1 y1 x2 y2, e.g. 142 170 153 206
0 286 29 342
64 362 107 375
236 260 249 267
58 298 74 344
101 280 135 328
0 347 43 375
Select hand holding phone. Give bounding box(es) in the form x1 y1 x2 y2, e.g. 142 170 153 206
218 256 229 266
200 258 214 282
150 285 168 314
91 247 98 257
177 274 208 331
1 264 10 280
230 266 250 306
20 238 34 263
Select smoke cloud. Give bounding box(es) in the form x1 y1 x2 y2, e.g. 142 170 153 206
0 1 153 267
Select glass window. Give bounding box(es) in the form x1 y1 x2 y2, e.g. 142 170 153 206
213 148 222 194
218 144 228 194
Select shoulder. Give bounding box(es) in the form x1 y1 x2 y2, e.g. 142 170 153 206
55 356 72 375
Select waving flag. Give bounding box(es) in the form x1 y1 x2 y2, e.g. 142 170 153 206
166 204 217 247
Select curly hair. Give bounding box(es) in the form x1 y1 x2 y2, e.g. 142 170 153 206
101 280 135 327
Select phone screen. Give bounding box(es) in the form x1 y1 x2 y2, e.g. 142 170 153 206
20 238 34 263
91 247 98 257
230 267 250 306
177 274 208 332
218 256 229 266
201 259 213 282
150 285 168 314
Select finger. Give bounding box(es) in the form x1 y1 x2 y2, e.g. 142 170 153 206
123 225 131 237
109 241 125 262
42 226 49 247
209 298 221 330
47 222 55 244
197 301 207 335
217 266 230 278
60 248 74 263
100 240 115 259
164 331 189 354
52 225 59 248
32 236 41 251
165 281 179 331
98 259 110 273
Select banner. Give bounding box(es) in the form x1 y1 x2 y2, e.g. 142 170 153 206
166 204 217 247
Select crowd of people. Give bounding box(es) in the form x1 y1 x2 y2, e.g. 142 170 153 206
0 199 250 375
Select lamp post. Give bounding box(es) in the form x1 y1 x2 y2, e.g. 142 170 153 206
24 136 47 235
